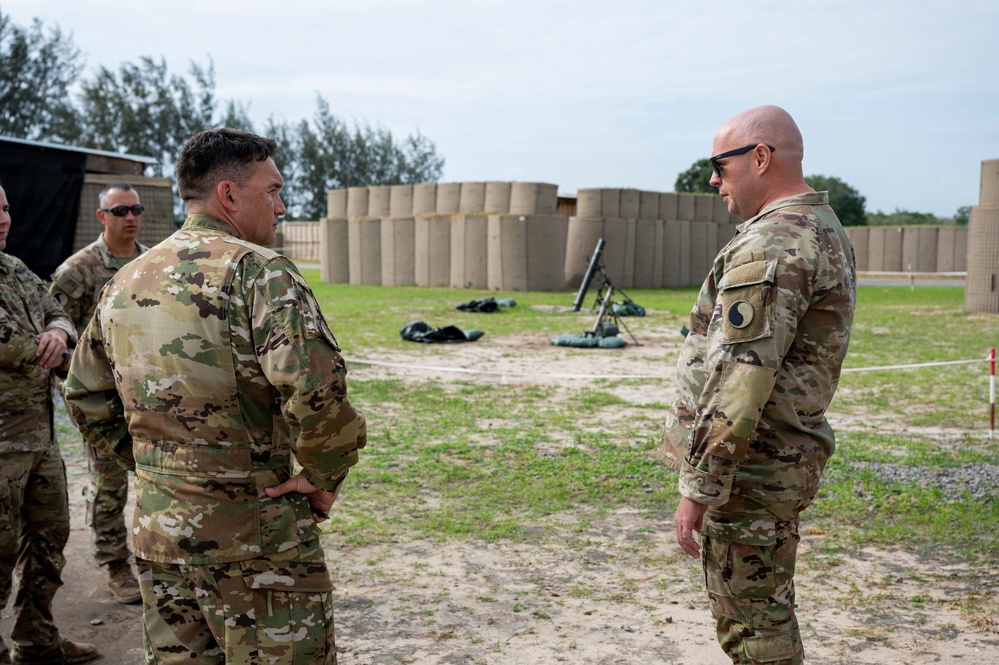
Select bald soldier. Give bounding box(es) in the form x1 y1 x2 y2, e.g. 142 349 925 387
658 106 855 665
50 181 149 605
64 129 366 664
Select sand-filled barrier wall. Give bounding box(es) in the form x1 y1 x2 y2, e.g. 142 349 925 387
967 159 999 314
324 183 968 291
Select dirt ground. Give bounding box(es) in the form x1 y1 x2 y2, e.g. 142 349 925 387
3 321 997 664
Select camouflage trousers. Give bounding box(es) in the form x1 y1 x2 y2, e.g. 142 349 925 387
0 448 70 660
137 539 336 664
700 497 809 665
83 438 131 566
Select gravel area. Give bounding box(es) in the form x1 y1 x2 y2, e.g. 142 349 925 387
858 462 999 504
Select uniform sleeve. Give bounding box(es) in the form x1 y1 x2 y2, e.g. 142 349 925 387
39 272 78 345
0 268 76 371
249 260 366 492
49 263 88 334
0 304 42 371
678 225 813 506
63 308 134 470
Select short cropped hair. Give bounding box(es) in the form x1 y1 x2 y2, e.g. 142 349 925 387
98 181 135 208
176 128 277 203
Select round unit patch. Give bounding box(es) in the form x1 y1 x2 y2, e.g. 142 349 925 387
727 300 754 329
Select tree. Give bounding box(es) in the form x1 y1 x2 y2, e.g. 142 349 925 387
675 158 715 194
74 57 216 177
0 10 82 141
867 209 941 226
805 174 867 226
953 205 970 226
219 100 256 132
293 95 444 219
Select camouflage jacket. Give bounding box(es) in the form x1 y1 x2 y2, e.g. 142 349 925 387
64 214 367 564
0 252 78 452
657 192 855 507
50 233 149 335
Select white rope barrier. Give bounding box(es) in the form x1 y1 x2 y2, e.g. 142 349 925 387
344 355 993 381
344 357 657 381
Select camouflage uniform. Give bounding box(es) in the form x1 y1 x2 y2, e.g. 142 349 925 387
0 252 78 662
50 233 148 568
658 192 855 665
64 214 367 665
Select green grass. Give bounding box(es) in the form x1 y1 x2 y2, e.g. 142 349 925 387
312 277 999 561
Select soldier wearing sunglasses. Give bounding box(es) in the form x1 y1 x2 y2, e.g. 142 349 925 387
49 182 149 606
658 106 855 665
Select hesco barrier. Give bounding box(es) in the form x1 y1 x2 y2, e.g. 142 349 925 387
389 185 413 217
619 189 640 219
693 195 713 222
510 182 558 215
368 185 391 218
347 217 381 285
435 182 461 214
487 214 564 292
845 227 869 271
633 219 664 289
639 191 660 220
319 218 349 283
663 220 691 288
380 217 415 286
901 227 938 272
968 159 999 314
327 189 348 220
450 214 488 289
413 183 437 215
346 187 368 218
415 214 450 287
688 221 717 285
321 183 970 290
459 181 486 213
484 181 511 214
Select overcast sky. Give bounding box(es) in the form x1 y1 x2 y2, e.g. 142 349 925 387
6 0 997 217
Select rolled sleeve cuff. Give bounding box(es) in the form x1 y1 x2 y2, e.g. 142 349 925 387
303 468 348 494
677 458 732 507
47 320 78 345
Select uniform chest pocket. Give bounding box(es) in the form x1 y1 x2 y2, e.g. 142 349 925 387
717 259 777 344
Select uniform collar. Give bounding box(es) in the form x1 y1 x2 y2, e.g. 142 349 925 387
95 232 147 266
737 191 830 232
181 214 242 237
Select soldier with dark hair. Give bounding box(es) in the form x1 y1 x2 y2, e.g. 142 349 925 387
0 181 99 665
658 106 856 665
64 129 367 664
49 181 149 605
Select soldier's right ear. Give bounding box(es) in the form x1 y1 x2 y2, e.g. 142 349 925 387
217 180 239 212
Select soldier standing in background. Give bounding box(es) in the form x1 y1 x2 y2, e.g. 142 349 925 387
64 128 366 664
657 106 856 665
0 181 99 665
49 181 149 605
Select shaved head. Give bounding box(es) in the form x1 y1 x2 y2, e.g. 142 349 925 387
718 105 804 160
709 105 813 219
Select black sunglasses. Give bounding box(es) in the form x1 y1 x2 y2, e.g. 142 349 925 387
709 144 776 177
100 205 144 217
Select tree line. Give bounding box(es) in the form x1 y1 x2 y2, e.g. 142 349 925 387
0 10 444 220
673 160 968 227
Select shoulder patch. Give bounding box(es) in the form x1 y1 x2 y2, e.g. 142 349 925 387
718 259 775 344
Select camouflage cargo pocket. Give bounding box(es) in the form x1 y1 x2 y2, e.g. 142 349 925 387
742 630 798 663
243 559 336 664
703 535 790 628
717 259 776 344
